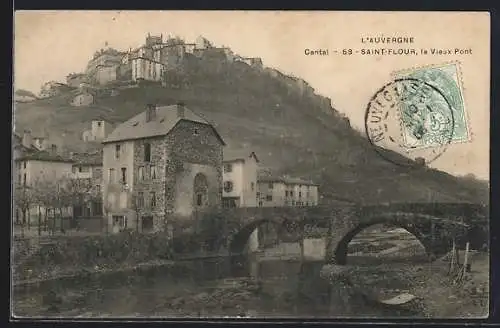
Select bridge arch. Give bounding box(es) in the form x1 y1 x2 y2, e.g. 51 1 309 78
331 213 465 265
229 218 285 254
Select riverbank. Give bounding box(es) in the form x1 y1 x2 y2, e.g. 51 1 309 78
321 250 489 318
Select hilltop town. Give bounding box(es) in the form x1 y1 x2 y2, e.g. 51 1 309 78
13 33 488 236
13 33 326 234
20 34 326 109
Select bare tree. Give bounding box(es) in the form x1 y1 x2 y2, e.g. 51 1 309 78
64 177 94 229
14 184 37 237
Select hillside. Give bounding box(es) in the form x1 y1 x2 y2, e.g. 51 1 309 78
13 54 489 205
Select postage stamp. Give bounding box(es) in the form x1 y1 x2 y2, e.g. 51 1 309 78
364 77 455 166
392 62 471 146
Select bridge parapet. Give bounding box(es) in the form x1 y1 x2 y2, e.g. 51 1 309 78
194 202 488 262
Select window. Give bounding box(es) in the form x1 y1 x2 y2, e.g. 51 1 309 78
266 195 273 201
97 122 102 127
223 181 233 193
115 144 121 159
144 143 151 162
109 168 115 183
306 202 309 206
256 192 261 198
290 191 294 197
23 173 26 186
150 192 156 208
196 194 203 206
292 200 295 206
138 166 144 181
268 183 273 189
150 165 157 179
194 128 199 135
78 166 90 173
224 164 232 173
23 162 26 169
95 185 101 193
112 216 125 228
142 216 154 231
299 191 302 198
258 201 263 207
222 198 237 209
137 192 144 208
121 167 127 184
251 182 255 191
285 190 289 197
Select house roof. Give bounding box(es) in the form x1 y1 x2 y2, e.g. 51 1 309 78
12 133 40 155
15 150 74 163
257 175 318 186
72 151 103 166
102 105 225 145
223 150 259 163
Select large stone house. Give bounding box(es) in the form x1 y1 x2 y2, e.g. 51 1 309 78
222 150 259 208
101 103 225 233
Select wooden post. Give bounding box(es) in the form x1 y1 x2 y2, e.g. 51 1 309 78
463 242 470 276
448 239 456 275
38 206 42 236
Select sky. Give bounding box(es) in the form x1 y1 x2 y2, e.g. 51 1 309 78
14 11 490 179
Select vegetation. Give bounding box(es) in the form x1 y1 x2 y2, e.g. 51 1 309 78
14 51 489 205
13 176 103 236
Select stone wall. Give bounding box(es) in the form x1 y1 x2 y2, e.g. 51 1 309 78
166 120 224 217
131 120 223 230
133 136 167 232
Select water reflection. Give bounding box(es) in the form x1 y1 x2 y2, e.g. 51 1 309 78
14 235 433 319
15 252 338 318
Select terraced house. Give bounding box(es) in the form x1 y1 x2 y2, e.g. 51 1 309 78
257 175 319 207
102 103 225 233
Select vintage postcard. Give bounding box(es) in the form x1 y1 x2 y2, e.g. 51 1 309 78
12 11 490 319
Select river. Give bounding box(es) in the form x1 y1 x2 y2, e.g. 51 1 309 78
13 241 434 318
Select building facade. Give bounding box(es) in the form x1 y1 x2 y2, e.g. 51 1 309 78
66 73 87 88
222 150 259 208
70 151 104 217
13 144 75 225
71 92 94 107
102 103 225 233
95 66 118 85
82 119 113 142
257 176 319 207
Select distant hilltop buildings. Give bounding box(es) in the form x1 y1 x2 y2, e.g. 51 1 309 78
34 33 329 109
50 33 265 91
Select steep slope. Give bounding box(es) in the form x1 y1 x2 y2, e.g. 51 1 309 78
13 56 489 205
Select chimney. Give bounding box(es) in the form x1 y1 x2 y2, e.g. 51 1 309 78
176 102 185 119
145 104 156 122
50 144 57 155
22 130 32 148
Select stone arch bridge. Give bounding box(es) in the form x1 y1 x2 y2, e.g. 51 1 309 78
204 202 488 265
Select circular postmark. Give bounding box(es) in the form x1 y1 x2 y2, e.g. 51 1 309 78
364 78 455 167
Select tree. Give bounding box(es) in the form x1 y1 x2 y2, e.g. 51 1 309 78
14 184 37 237
64 177 94 224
